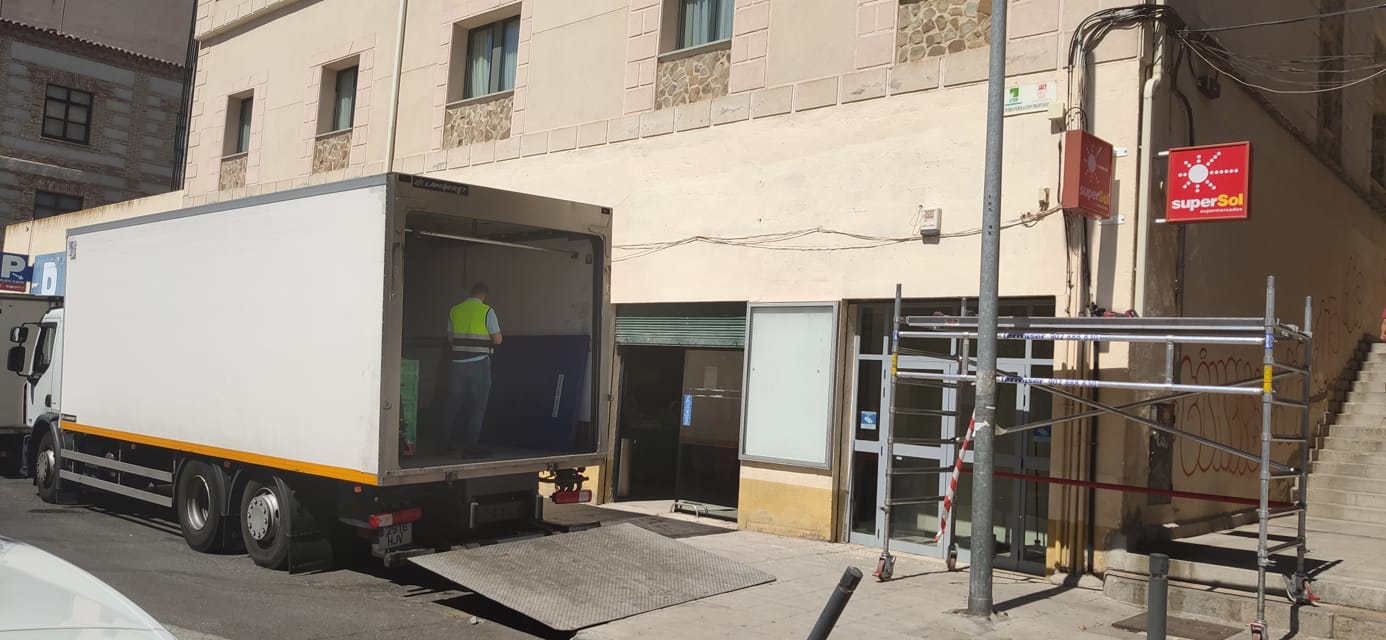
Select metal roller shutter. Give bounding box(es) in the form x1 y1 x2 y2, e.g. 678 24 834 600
615 303 746 348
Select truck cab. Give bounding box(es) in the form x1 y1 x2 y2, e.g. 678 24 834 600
6 307 63 480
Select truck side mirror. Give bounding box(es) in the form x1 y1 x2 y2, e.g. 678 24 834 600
9 326 27 344
6 346 25 373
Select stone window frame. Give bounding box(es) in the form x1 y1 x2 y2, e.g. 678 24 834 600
318 58 362 136
433 1 532 152
210 74 267 193
299 37 377 175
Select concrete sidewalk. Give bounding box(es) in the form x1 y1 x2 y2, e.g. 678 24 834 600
571 510 1221 640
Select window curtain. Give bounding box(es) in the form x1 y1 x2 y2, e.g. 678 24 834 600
681 0 732 48
334 67 358 131
468 28 493 98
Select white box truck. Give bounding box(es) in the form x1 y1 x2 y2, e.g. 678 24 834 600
0 293 62 473
5 174 613 571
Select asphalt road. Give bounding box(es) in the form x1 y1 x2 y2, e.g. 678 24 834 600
0 475 563 640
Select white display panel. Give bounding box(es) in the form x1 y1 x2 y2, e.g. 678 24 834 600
739 303 838 468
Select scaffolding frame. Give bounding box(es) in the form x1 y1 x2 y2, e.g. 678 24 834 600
876 276 1312 639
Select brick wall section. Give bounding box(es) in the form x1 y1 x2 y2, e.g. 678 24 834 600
1318 0 1345 161
0 21 182 229
624 0 661 114
856 0 897 69
896 0 990 63
728 0 769 93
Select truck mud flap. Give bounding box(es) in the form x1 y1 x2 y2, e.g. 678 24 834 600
409 522 774 631
282 477 334 575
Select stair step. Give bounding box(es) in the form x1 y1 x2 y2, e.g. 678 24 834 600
1313 461 1386 480
1369 342 1386 354
1352 380 1386 393
1347 391 1386 405
1341 403 1386 417
1327 425 1386 441
1309 487 1386 509
1356 371 1386 382
1310 474 1386 494
1310 502 1386 525
1332 414 1386 428
1322 437 1386 453
1317 449 1386 465
1104 570 1337 638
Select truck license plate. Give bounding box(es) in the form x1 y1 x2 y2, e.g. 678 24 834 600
381 523 412 549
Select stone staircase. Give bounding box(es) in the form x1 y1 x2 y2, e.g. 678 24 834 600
1311 342 1386 525
1100 340 1386 639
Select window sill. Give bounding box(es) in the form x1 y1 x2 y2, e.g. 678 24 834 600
315 128 354 140
658 39 731 63
221 151 249 161
40 133 91 148
447 90 515 109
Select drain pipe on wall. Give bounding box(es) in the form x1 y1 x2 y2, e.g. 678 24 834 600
384 0 409 173
1131 1 1168 316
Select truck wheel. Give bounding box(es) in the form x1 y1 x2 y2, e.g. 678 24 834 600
176 460 226 553
34 432 58 504
239 476 289 570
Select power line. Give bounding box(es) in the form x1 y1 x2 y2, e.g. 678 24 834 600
1180 34 1386 95
1182 2 1386 33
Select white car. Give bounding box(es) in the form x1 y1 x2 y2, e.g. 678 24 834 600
0 534 177 639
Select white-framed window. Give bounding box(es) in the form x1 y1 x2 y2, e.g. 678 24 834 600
464 17 520 99
42 84 92 145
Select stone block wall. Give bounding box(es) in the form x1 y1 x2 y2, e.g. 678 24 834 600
896 0 990 64
444 94 514 148
313 130 352 173
219 154 247 190
655 48 731 110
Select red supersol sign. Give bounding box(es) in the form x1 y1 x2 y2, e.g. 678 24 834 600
1060 130 1114 220
1165 141 1251 223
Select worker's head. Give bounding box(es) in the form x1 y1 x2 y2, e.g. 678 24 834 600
470 282 490 301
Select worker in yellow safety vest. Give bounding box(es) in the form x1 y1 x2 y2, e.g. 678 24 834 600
442 282 503 457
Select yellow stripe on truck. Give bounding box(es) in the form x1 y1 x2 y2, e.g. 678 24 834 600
60 421 381 485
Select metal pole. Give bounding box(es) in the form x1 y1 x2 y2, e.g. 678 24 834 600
1147 553 1169 640
968 0 1007 618
874 284 902 581
806 567 864 640
1294 295 1313 598
1255 276 1275 634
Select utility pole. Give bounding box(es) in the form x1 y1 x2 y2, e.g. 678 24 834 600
967 0 1008 619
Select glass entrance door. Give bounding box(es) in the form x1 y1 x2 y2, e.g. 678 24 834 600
846 301 1054 574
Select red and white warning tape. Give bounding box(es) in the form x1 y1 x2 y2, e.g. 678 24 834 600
934 417 977 543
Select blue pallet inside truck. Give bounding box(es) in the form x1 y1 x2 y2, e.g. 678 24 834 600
482 334 590 451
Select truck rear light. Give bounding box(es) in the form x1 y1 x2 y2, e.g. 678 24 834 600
551 489 592 504
368 507 422 529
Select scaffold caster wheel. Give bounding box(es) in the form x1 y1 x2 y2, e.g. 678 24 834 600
873 551 895 581
946 545 959 571
1283 573 1319 604
1250 621 1266 640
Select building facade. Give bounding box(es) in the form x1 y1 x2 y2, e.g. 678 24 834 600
7 0 1386 580
0 2 193 236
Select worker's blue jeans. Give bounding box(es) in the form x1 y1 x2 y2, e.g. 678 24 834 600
444 357 491 447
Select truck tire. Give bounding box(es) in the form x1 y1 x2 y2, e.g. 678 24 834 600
34 432 58 504
239 476 289 570
176 460 226 553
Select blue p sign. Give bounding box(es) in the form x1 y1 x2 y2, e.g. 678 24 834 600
0 253 30 292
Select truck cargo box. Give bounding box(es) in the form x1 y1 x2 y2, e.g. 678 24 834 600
60 174 612 487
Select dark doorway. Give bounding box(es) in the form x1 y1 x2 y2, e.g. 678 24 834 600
614 347 685 500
